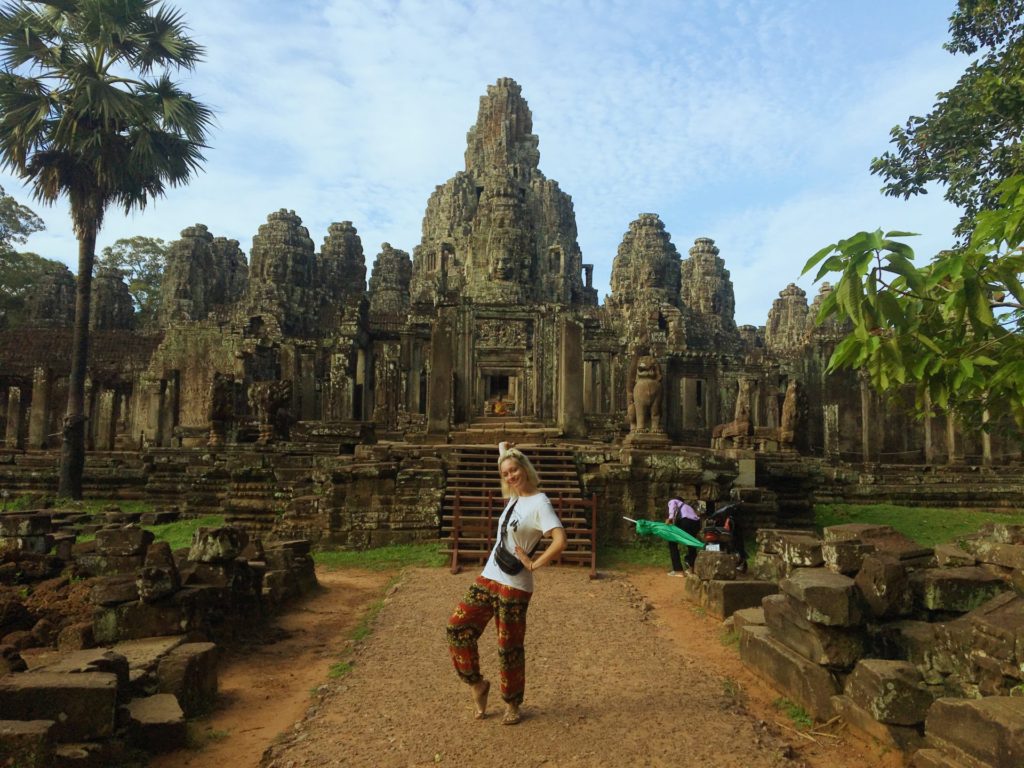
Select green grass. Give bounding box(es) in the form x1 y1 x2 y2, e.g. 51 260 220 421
774 697 813 729
313 541 446 571
814 503 1024 548
328 661 353 679
145 515 226 550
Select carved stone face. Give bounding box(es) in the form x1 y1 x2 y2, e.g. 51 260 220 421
490 245 516 281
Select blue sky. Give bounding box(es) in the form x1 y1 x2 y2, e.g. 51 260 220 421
2 0 970 326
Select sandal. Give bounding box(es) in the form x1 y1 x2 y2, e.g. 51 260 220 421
473 680 490 719
501 709 522 726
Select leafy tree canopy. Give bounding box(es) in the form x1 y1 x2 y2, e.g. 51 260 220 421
871 0 1024 239
98 235 167 326
803 175 1024 431
0 182 43 250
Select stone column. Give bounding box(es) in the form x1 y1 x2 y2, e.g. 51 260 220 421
923 390 934 464
945 412 957 465
427 312 453 434
95 389 116 450
28 367 51 449
5 386 22 448
558 316 584 438
859 373 871 462
982 407 992 467
142 379 163 447
823 403 839 460
300 351 316 421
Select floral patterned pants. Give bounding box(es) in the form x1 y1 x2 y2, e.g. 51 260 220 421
446 575 532 705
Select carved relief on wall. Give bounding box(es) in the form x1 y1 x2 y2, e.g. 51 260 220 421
476 319 528 349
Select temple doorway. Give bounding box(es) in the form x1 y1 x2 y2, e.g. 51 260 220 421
482 372 517 416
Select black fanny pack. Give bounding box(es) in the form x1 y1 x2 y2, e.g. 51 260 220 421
494 500 539 575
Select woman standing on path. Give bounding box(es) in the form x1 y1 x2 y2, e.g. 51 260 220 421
446 441 567 725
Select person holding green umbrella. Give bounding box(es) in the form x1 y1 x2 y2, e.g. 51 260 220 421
666 498 701 575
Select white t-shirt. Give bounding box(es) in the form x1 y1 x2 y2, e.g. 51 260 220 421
481 492 563 593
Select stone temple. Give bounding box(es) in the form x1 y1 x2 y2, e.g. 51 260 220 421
0 78 1020 546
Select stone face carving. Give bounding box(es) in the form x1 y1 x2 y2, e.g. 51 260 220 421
246 210 317 336
320 221 366 320
628 353 663 433
368 243 411 317
608 214 681 310
21 261 75 326
679 237 739 351
90 267 134 330
409 78 591 308
765 283 809 356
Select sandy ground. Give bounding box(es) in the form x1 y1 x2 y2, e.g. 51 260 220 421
150 565 906 768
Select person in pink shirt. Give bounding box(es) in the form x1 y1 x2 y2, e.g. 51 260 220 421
666 497 700 575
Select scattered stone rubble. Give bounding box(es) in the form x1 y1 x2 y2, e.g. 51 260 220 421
0 507 317 766
694 522 1024 768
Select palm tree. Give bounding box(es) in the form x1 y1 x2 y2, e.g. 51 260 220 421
0 0 213 497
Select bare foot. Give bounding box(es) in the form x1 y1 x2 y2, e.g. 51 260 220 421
501 705 521 725
472 679 490 719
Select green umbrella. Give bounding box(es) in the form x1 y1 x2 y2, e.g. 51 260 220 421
624 517 705 549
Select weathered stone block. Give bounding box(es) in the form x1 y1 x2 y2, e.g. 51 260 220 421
56 622 94 652
94 527 154 557
756 528 815 556
189 526 249 563
705 579 777 620
778 533 824 568
966 540 1024 571
93 600 184 644
763 593 864 669
125 693 186 752
110 635 185 673
926 696 1024 768
779 568 863 627
156 642 218 717
74 552 144 577
0 719 53 768
738 624 839 720
934 543 976 568
0 672 117 741
137 541 181 603
730 607 765 633
0 514 52 537
1 643 27 673
33 649 130 699
830 695 925 753
139 509 180 526
680 571 708 608
910 567 1006 614
977 523 1024 545
90 575 139 606
843 659 933 725
855 554 913 620
694 550 739 581
822 540 875 575
750 551 788 582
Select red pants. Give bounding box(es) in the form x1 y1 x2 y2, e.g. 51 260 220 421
447 576 532 705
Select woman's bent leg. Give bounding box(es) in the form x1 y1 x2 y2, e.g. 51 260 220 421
447 578 495 684
493 583 532 706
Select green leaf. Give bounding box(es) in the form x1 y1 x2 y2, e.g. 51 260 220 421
803 243 838 276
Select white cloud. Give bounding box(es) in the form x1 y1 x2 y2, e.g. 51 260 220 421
2 0 968 328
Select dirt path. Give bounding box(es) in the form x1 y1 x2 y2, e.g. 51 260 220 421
155 565 903 768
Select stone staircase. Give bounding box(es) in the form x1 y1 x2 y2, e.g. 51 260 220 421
441 444 597 576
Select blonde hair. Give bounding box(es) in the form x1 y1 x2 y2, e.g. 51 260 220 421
498 448 541 498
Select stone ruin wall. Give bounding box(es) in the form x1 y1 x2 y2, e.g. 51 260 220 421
0 75 1020 491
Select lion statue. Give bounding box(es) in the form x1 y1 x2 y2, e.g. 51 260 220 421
628 353 663 433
